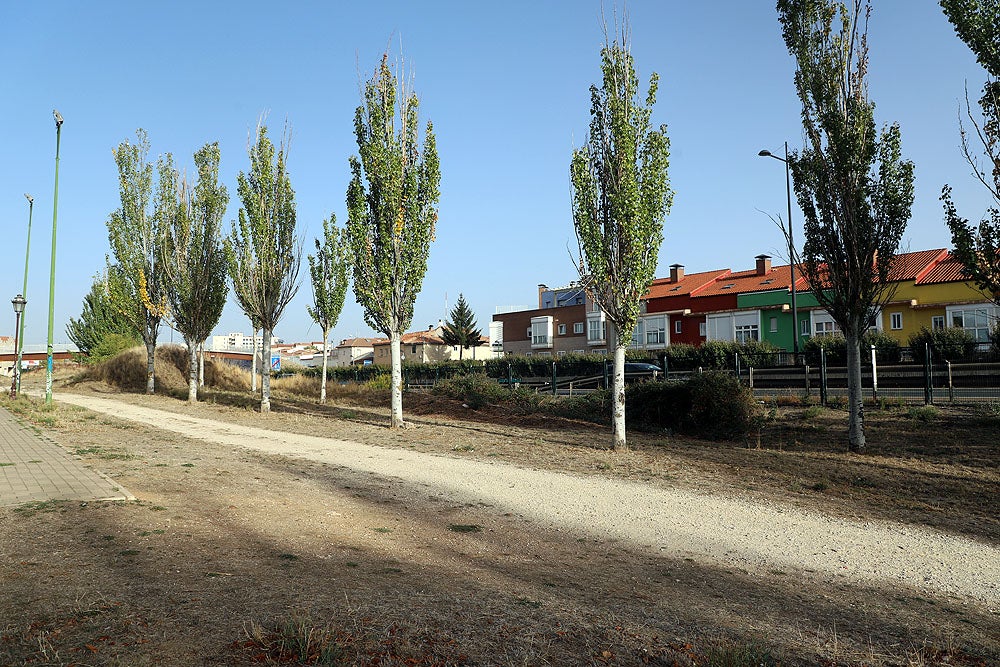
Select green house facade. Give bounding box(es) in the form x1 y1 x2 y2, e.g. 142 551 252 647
736 289 824 351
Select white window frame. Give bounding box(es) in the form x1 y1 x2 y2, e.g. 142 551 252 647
644 315 667 347
557 323 567 336
587 313 606 346
530 316 553 349
674 319 682 335
573 322 584 335
698 321 706 337
946 304 998 343
769 316 778 333
931 315 945 330
890 312 902 330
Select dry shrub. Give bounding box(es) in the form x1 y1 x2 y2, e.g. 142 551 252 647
96 345 249 394
271 373 320 397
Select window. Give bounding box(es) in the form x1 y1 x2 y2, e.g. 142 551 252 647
557 350 567 357
411 345 418 354
948 305 998 342
557 323 567 335
699 322 706 337
815 321 840 337
573 322 584 334
674 319 682 335
644 316 666 345
530 316 553 348
630 320 645 347
931 315 945 330
801 318 810 335
526 328 531 338
735 324 759 343
769 316 778 333
587 315 606 344
890 312 902 330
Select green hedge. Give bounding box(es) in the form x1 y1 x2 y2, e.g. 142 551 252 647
907 327 978 363
803 329 902 365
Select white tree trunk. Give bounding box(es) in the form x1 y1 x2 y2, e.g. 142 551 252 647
187 340 198 404
319 329 329 405
611 343 627 451
390 331 404 428
145 340 156 395
261 328 272 414
845 328 866 452
251 329 258 393
198 343 205 387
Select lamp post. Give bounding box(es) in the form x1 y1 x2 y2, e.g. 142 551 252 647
17 194 34 394
758 141 800 358
10 295 27 399
46 110 63 405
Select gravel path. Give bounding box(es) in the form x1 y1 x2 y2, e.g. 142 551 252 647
57 392 999 607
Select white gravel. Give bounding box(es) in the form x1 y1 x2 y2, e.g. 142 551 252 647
57 392 1000 607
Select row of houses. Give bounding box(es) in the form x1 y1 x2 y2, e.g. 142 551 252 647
491 249 999 357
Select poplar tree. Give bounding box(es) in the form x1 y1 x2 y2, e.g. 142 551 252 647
228 123 302 414
940 0 1000 305
106 129 169 394
777 0 915 451
160 143 230 403
347 52 441 428
307 214 350 404
570 24 673 452
441 294 482 360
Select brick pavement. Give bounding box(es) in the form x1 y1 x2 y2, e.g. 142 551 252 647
0 406 133 507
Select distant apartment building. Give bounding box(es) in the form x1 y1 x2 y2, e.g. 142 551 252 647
208 332 283 351
333 337 386 367
492 282 604 356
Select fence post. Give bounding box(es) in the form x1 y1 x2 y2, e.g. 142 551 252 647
404 367 409 390
923 342 933 405
749 366 754 389
507 362 513 392
661 353 669 380
552 361 557 396
735 351 741 383
804 364 811 395
603 361 609 389
947 360 954 403
870 344 878 403
820 347 828 406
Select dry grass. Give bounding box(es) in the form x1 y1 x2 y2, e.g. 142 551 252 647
78 344 250 395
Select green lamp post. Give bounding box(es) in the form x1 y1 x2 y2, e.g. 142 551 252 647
17 194 34 393
46 110 63 405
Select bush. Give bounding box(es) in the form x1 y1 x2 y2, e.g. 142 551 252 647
908 326 977 363
85 333 142 365
432 373 507 409
627 371 761 441
803 329 901 365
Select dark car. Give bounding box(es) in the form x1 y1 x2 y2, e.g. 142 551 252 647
605 361 662 381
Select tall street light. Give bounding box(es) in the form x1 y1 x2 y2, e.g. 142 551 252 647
10 295 27 399
758 141 800 358
17 194 34 394
46 110 63 405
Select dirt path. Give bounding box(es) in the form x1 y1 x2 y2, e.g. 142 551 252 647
55 391 1000 607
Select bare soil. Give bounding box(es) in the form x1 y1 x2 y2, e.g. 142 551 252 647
1 368 997 666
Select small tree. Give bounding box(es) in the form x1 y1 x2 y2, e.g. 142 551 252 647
441 294 482 360
777 0 915 452
66 272 140 356
940 0 1000 305
160 143 230 403
346 52 441 428
570 23 673 451
228 122 302 413
106 129 169 394
307 214 350 404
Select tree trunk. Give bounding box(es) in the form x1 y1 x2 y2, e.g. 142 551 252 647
251 329 258 393
612 343 627 451
319 328 329 405
187 339 198 404
261 327 272 414
145 339 156 395
845 327 866 452
390 331 404 428
198 343 205 387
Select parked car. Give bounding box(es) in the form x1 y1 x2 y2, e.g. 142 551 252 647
605 361 662 381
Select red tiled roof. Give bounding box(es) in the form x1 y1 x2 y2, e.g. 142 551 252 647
888 248 948 282
643 269 730 299
916 252 972 284
337 337 387 348
694 264 805 298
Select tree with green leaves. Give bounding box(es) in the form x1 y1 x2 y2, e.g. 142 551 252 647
106 129 169 394
307 214 350 404
777 0 915 452
160 143 230 403
940 0 1000 305
570 24 673 452
347 52 441 428
66 271 140 358
227 122 302 414
441 294 482 360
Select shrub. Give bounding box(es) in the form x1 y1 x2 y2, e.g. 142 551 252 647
908 326 977 363
85 333 141 365
803 329 900 365
544 389 611 424
432 373 507 409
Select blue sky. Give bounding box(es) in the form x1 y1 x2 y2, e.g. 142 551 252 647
1 1 994 347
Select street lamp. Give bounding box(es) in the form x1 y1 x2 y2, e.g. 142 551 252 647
17 194 34 394
10 295 27 399
758 141 800 358
46 110 63 405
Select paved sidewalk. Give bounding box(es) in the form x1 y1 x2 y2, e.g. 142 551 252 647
0 406 133 507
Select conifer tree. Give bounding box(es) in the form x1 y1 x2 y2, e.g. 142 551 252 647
441 294 482 360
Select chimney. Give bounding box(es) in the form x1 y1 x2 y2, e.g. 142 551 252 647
537 284 549 308
755 254 772 276
669 264 684 282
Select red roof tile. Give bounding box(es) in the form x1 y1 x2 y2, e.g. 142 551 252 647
915 252 972 284
643 269 730 299
694 264 805 298
888 248 948 282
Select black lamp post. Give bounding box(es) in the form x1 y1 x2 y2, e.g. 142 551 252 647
758 142 801 358
10 294 27 399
